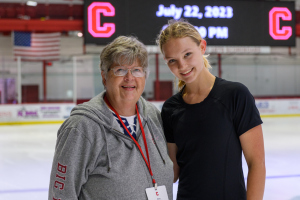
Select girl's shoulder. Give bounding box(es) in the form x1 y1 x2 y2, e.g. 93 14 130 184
215 77 252 98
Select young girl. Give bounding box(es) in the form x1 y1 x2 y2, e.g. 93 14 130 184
157 20 266 200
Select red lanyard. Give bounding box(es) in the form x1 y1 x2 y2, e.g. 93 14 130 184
104 95 157 187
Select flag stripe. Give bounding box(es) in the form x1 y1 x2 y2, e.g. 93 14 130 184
15 53 60 57
31 42 60 47
32 38 61 42
14 46 60 51
14 51 60 55
14 52 60 56
17 56 60 59
19 57 60 61
13 31 61 61
32 33 61 37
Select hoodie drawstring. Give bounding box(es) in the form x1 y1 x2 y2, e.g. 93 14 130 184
103 130 112 173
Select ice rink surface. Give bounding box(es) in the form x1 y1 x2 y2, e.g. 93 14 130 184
0 117 299 200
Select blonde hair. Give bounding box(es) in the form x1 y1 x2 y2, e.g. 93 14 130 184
156 19 211 90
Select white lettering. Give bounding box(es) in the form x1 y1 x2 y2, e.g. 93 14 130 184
160 25 228 40
156 4 164 17
169 4 176 16
164 5 173 17
156 4 183 19
216 27 228 38
194 26 207 38
174 6 183 20
208 27 216 38
208 26 228 39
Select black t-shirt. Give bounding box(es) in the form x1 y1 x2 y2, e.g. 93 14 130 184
161 77 262 200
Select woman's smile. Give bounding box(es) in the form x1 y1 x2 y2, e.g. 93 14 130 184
121 85 136 91
180 68 194 76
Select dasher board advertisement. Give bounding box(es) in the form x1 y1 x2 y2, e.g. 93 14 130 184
84 0 295 46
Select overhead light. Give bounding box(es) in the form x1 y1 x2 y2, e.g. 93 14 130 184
26 1 37 6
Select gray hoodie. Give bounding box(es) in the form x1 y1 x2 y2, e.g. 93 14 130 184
48 91 174 200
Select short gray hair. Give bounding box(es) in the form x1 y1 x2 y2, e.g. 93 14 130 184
100 36 149 79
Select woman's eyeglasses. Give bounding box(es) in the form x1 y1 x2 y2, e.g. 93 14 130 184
110 66 145 77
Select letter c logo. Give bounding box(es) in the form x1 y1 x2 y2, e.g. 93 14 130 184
269 7 292 40
88 2 115 38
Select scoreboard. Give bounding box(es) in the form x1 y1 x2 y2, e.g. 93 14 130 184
84 0 295 46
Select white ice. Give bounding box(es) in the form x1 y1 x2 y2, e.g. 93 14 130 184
0 117 299 200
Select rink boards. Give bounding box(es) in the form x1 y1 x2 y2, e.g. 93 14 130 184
0 103 75 125
1 98 300 124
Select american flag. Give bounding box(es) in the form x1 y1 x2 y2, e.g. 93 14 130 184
13 31 61 61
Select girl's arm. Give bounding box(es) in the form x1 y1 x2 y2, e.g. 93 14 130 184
240 124 266 200
167 143 180 183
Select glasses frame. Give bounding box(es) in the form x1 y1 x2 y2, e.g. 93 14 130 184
109 66 146 77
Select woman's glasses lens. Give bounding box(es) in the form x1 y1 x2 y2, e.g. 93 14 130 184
112 67 145 77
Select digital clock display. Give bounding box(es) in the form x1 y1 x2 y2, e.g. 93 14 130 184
84 0 295 46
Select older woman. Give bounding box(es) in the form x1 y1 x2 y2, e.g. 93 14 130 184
48 36 173 200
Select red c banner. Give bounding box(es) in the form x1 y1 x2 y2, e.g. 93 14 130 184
88 2 115 38
269 7 292 40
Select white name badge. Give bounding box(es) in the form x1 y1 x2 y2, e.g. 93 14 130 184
145 185 169 200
